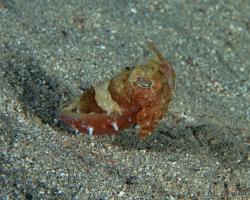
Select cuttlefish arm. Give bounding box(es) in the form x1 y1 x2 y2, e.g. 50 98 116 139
146 41 176 93
57 105 140 136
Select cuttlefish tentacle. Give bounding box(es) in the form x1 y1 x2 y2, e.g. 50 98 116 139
57 105 139 135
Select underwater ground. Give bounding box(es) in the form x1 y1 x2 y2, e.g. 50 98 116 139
0 0 249 199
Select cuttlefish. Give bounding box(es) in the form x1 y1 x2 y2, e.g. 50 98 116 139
57 41 175 139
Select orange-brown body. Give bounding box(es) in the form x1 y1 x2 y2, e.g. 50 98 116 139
57 41 175 138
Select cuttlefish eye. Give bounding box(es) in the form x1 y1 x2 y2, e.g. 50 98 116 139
136 76 154 88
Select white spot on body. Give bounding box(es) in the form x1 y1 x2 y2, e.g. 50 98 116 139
74 129 80 134
128 117 132 122
71 124 79 133
87 127 94 136
111 122 119 131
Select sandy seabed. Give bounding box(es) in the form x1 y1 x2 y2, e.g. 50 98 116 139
0 0 249 199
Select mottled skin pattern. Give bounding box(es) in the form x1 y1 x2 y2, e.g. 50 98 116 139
57 42 175 139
